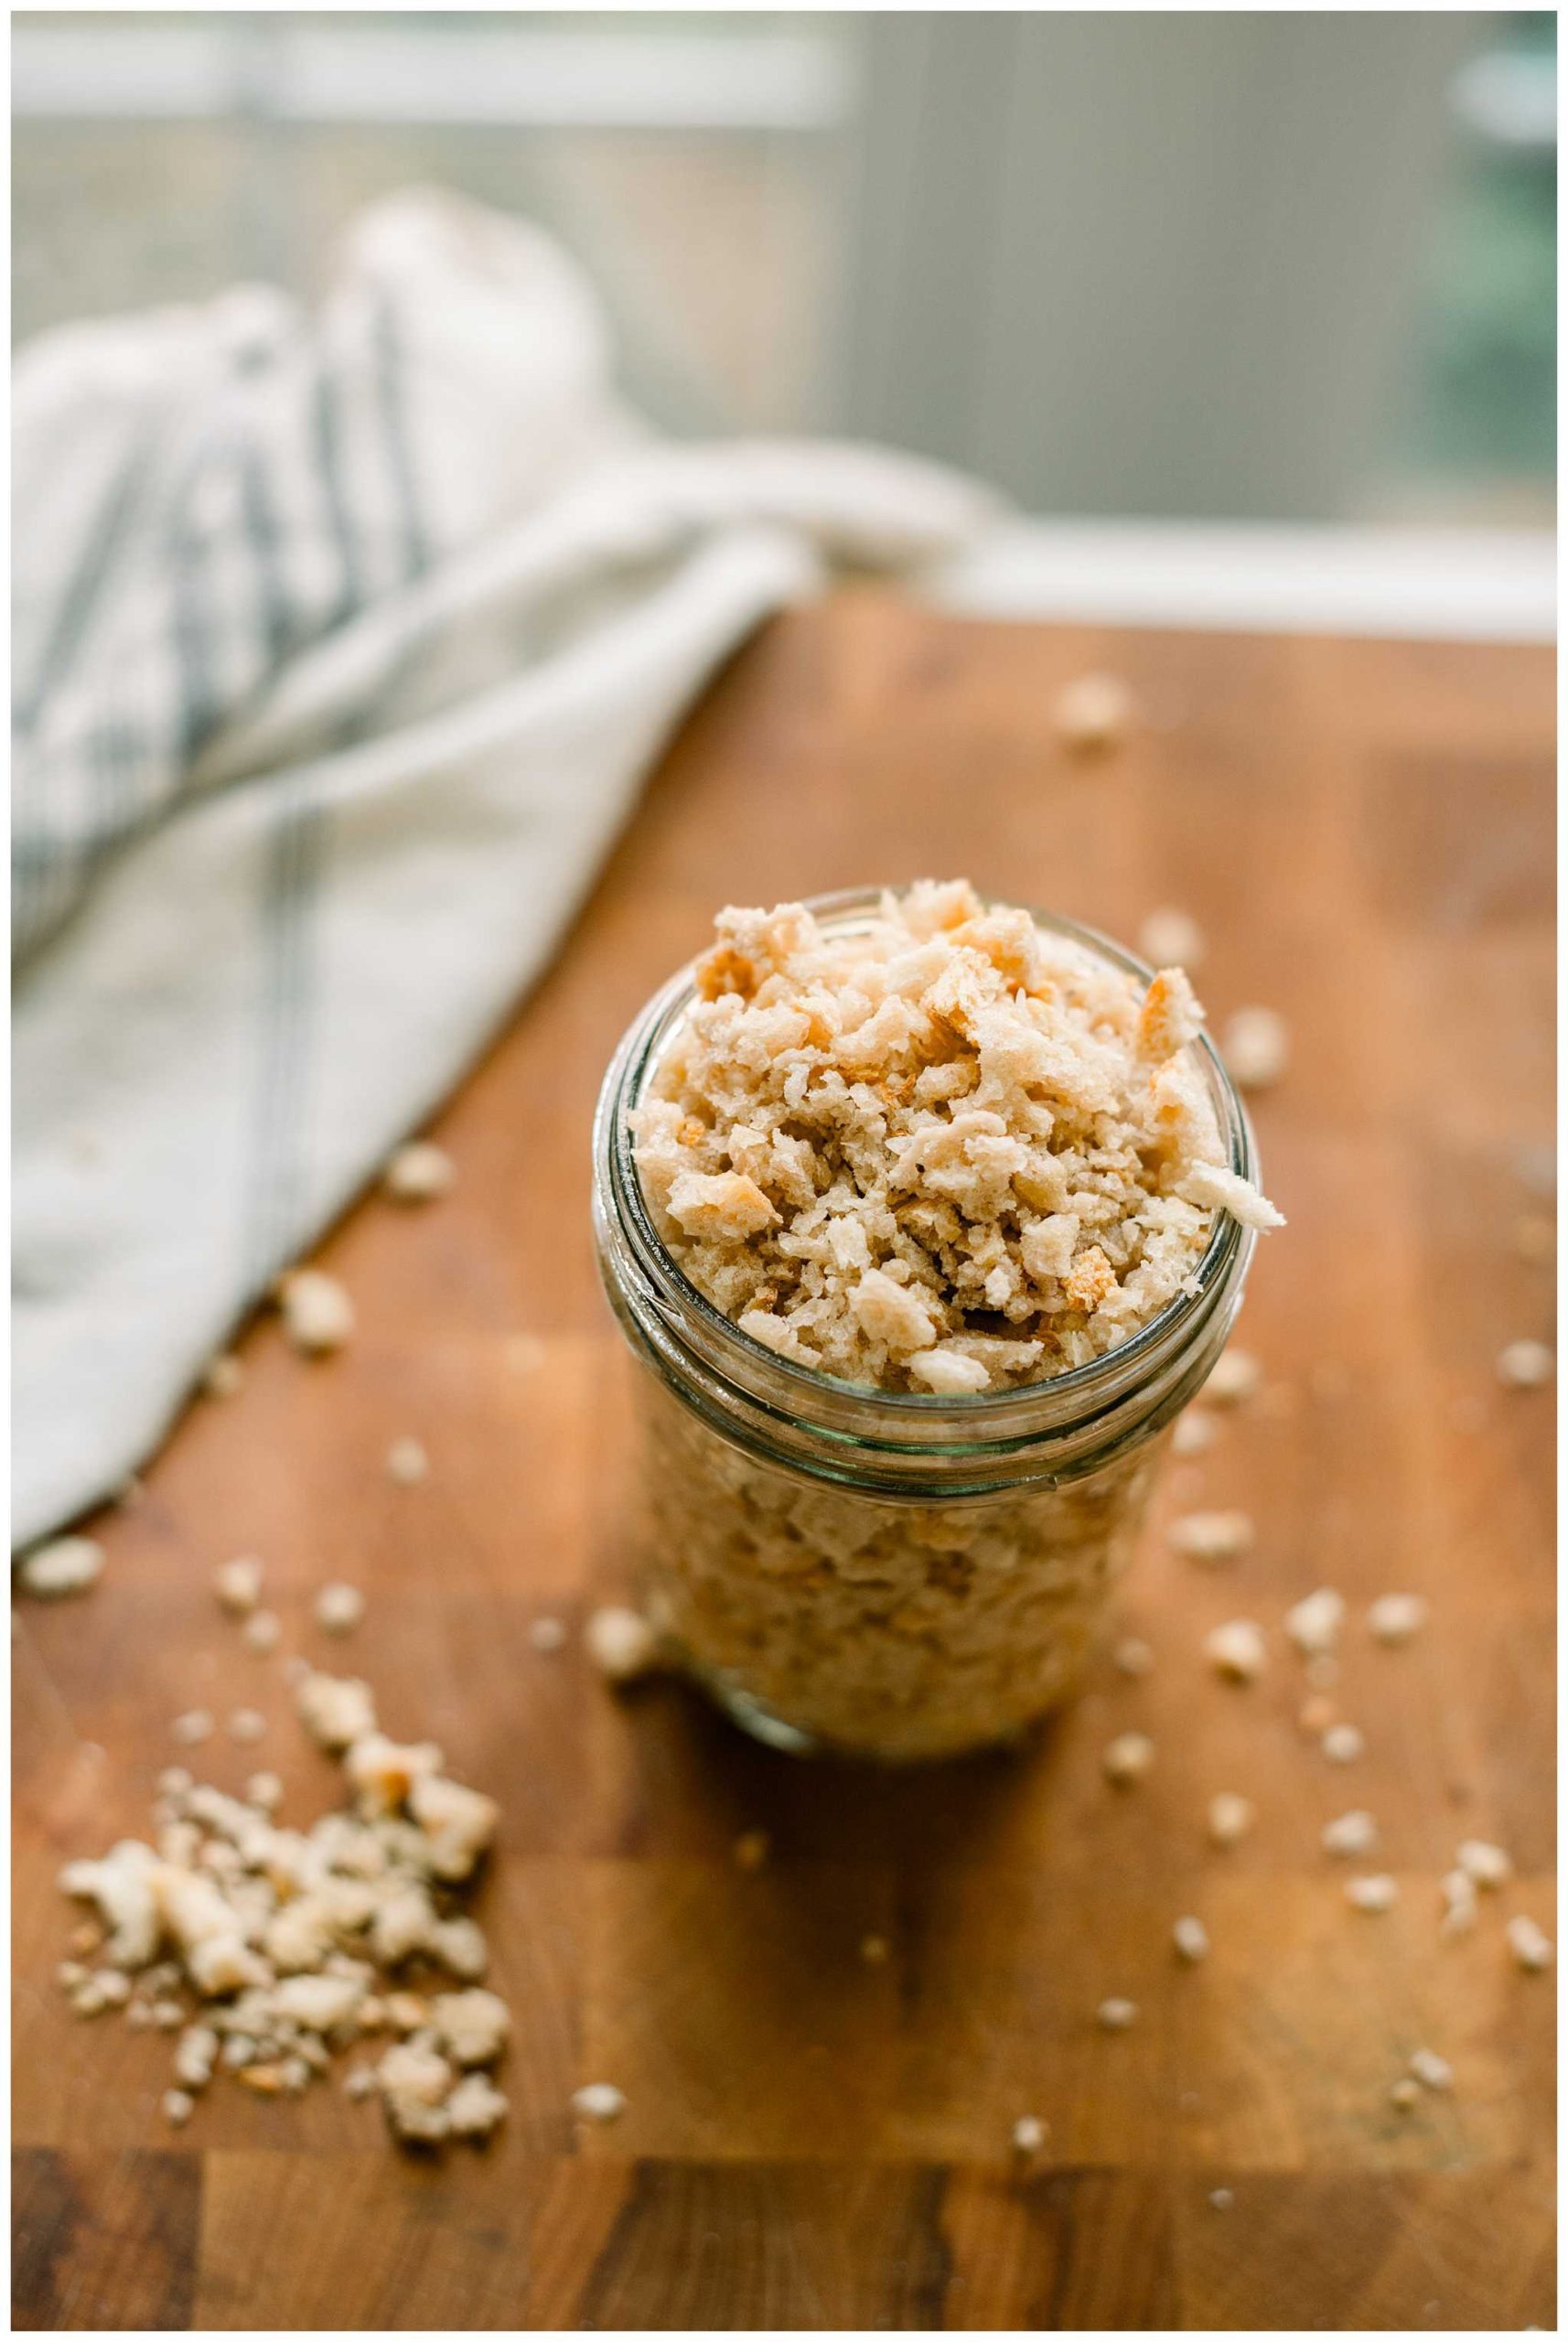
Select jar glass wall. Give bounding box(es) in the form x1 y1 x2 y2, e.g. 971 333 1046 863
592 890 1259 1761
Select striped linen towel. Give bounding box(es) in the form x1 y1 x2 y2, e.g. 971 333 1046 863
13 187 993 1551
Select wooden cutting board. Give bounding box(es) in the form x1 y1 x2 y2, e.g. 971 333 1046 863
13 596 1555 2332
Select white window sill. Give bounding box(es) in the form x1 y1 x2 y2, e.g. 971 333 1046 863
932 520 1555 644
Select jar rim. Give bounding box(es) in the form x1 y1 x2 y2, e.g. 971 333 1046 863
593 886 1258 1459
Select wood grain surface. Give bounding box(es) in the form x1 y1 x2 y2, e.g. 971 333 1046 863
13 597 1555 2331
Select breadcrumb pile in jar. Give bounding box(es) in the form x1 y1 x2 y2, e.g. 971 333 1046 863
594 882 1280 1759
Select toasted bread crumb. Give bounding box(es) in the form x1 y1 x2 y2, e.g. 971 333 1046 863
384 1142 455 1203
1368 1593 1428 1646
1207 1348 1262 1406
1506 1915 1554 1972
1171 1510 1253 1566
1322 1810 1378 1859
385 1438 429 1486
278 1268 354 1356
1285 1588 1345 1659
1345 1875 1398 1915
1103 1731 1155 1787
1497 1338 1552 1388
1439 1869 1477 1938
215 1556 263 1616
572 2081 626 2123
1221 1006 1289 1091
314 1584 366 1638
1207 1792 1254 1847
19 1537 105 1600
585 1605 661 1684
1054 671 1136 754
1137 908 1205 970
1455 1839 1512 1889
243 1609 282 1654
1204 1620 1266 1682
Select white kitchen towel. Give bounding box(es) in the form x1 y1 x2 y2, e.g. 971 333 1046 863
14 187 995 1551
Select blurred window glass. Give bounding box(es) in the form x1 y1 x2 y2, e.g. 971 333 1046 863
12 11 1554 526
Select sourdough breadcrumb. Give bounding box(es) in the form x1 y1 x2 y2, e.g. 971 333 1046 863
1368 1593 1428 1646
56 1667 510 2155
1169 1510 1252 1565
1409 2047 1452 2091
386 1438 430 1486
315 1583 366 1637
1345 1874 1398 1914
1204 1621 1266 1681
634 884 1276 1394
1506 1915 1553 1971
1455 1839 1512 1889
1178 1161 1286 1231
1207 1792 1254 1846
1137 908 1204 970
278 1269 355 1355
446 2072 509 2138
384 1142 455 1203
1322 1810 1378 1859
18 1536 105 1599
1439 1869 1477 1938
1207 1347 1262 1405
1220 1006 1289 1091
1103 1731 1155 1786
295 1671 377 1750
243 1609 282 1653
1172 1915 1209 1962
214 1556 263 1616
585 1604 661 1683
1497 1338 1552 1388
573 2081 627 2123
1285 1588 1345 1659
1054 671 1136 754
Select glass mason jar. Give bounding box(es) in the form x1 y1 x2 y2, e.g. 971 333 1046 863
591 890 1260 1762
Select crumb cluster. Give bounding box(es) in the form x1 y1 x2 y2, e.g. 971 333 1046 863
634 882 1280 1397
57 1656 509 2150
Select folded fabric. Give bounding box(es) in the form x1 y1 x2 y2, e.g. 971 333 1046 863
12 187 995 1550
